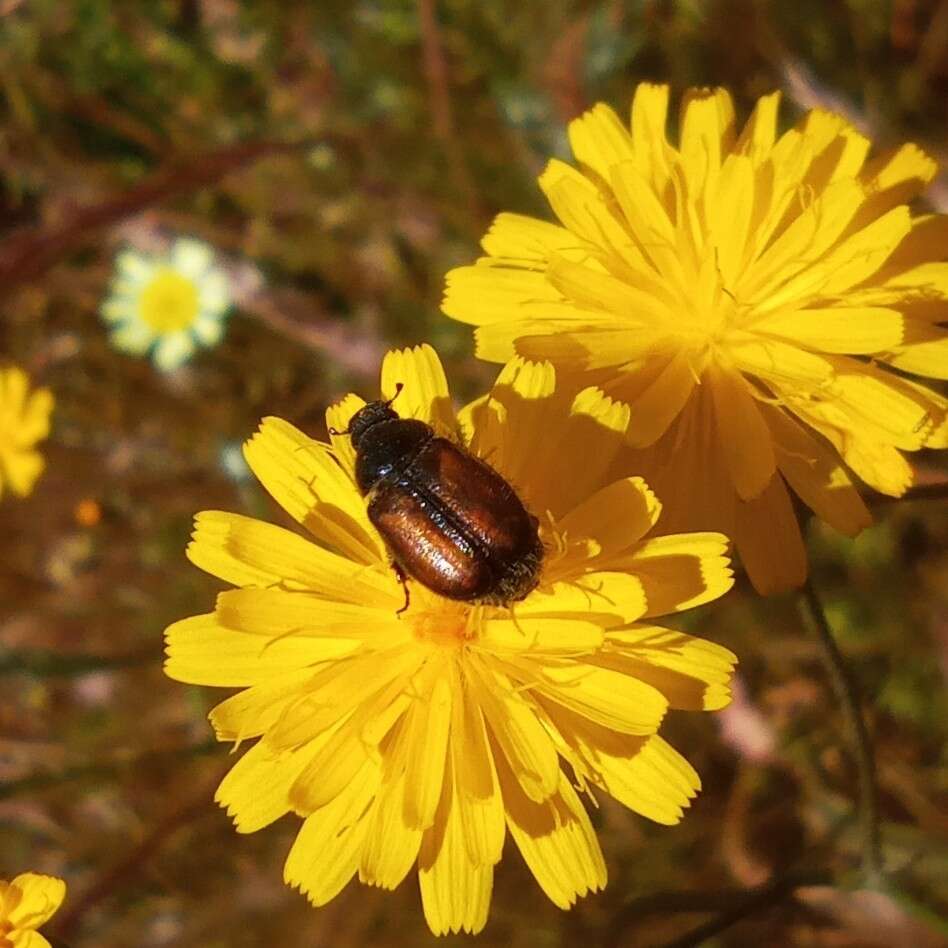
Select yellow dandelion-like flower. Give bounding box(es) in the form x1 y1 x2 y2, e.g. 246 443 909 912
0 873 66 948
443 83 948 593
0 366 54 502
165 344 736 935
101 237 231 371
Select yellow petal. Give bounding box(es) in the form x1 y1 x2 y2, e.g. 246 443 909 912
554 709 700 824
707 360 776 500
557 477 661 557
480 212 580 260
380 344 455 435
264 645 418 751
630 83 670 160
568 103 636 183
622 531 734 616
359 768 423 890
609 159 677 252
325 393 364 475
2 450 44 497
15 387 54 445
679 87 735 194
187 510 397 606
6 874 65 929
825 364 932 448
742 179 866 303
442 262 563 327
734 474 807 594
817 206 912 296
883 334 948 380
418 754 492 936
289 686 411 812
728 333 834 387
800 113 870 189
754 306 905 354
708 154 755 288
598 734 700 824
519 575 645 626
243 418 384 565
214 587 401 637
735 90 781 163
764 404 872 536
0 366 29 413
284 757 379 905
10 932 54 948
622 350 698 448
215 738 312 832
451 686 506 865
529 661 668 735
164 613 343 686
841 436 914 497
546 254 671 327
478 616 605 654
538 159 632 252
472 364 630 522
500 763 606 910
402 663 453 829
469 658 560 803
601 625 737 711
208 671 314 741
859 142 938 216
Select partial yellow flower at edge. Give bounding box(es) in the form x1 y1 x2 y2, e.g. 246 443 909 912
164 344 737 936
442 83 948 594
0 873 66 948
0 366 54 502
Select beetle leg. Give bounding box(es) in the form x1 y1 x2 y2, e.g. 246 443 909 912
393 562 411 615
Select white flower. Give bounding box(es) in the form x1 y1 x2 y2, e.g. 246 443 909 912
101 238 232 371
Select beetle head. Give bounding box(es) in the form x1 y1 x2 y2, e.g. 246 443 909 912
347 400 400 449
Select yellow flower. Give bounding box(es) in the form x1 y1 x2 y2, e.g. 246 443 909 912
101 237 231 371
0 366 53 502
164 345 736 935
443 84 948 593
0 873 66 948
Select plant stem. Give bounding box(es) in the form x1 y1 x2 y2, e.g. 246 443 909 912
798 577 883 884
660 870 834 948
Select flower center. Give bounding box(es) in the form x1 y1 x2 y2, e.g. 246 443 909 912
404 589 483 649
138 268 200 332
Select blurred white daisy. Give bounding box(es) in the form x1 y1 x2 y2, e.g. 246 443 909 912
101 238 232 371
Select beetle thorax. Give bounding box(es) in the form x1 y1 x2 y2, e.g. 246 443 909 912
353 415 433 492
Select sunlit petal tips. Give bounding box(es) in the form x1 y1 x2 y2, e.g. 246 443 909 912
0 366 54 502
0 872 67 947
101 237 233 372
164 344 737 935
442 84 948 594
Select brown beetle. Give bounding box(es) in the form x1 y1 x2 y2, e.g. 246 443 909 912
337 386 544 608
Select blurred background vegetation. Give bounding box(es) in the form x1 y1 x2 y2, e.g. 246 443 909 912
2 1 947 945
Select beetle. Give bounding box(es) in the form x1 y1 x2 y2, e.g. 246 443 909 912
334 385 544 609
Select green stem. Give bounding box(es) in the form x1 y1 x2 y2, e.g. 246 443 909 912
798 577 883 884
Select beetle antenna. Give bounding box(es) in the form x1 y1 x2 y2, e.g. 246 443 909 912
385 382 405 408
